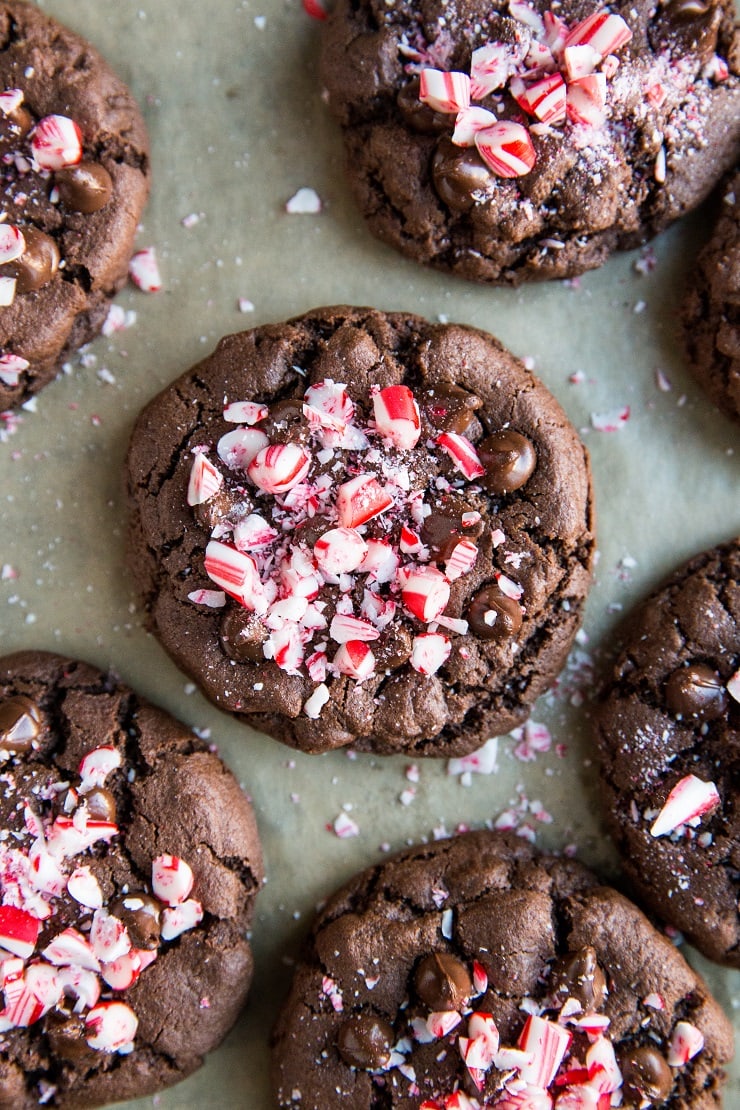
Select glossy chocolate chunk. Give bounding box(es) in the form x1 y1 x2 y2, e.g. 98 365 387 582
467 584 523 640
665 662 728 721
549 946 607 1011
45 1012 98 1063
110 891 162 950
414 952 472 1011
336 1013 395 1070
397 78 450 134
84 786 117 823
478 430 537 494
263 398 308 444
432 138 494 212
7 228 60 293
375 626 412 671
620 1044 673 1105
0 694 41 753
421 383 483 434
55 161 113 213
220 608 268 663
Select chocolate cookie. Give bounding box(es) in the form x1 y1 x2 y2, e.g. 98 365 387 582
126 306 594 756
320 0 740 284
271 829 733 1108
0 650 263 1108
596 539 740 967
0 1 150 409
684 170 740 422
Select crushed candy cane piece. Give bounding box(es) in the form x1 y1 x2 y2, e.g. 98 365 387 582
0 224 25 265
517 1014 572 1088
726 668 740 704
0 353 29 388
475 120 536 177
410 632 451 675
0 906 41 959
304 683 330 719
333 812 360 839
31 114 82 170
401 566 451 622
151 854 194 906
160 899 204 941
0 276 16 307
128 248 162 293
667 1020 704 1066
285 187 322 214
333 640 375 680
590 405 629 431
85 1000 138 1054
448 736 499 777
419 68 471 113
649 775 720 838
373 384 421 449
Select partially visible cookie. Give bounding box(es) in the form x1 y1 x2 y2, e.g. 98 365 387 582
684 171 740 422
0 1 150 409
271 830 733 1109
0 650 263 1109
320 0 740 284
126 305 594 757
596 539 740 967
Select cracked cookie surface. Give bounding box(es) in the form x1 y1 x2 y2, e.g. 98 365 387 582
596 539 740 967
0 0 150 409
270 830 733 1108
126 305 594 757
0 650 263 1108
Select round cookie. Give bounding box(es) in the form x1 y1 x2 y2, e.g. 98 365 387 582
270 829 733 1108
0 650 263 1108
0 0 150 409
596 539 740 967
126 305 594 757
684 170 740 422
320 0 740 285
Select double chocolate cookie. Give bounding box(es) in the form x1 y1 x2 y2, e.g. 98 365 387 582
0 1 150 409
320 0 740 284
684 170 740 422
126 306 594 756
596 539 740 966
0 650 263 1108
271 830 733 1108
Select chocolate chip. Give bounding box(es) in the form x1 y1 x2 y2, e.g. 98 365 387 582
432 138 494 212
45 1012 98 1063
477 430 537 494
55 161 113 213
665 663 728 721
375 626 413 671
620 1044 673 1105
7 227 60 293
84 786 117 823
421 383 483 434
110 891 162 950
467 585 523 640
0 695 41 754
220 608 268 663
397 78 450 134
262 398 308 444
549 946 607 1012
414 952 472 1011
336 1013 395 1070
0 105 32 155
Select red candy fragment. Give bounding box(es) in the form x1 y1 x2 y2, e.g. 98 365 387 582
667 1020 704 1066
410 632 451 675
436 432 486 480
42 927 101 972
85 1000 138 1053
0 906 41 959
205 540 260 607
401 566 451 622
223 400 268 425
511 73 566 124
336 474 393 527
161 899 204 941
649 774 720 838
333 640 375 680
373 384 421 450
151 854 195 906
565 9 632 58
248 443 312 493
314 527 368 576
445 539 478 580
187 453 223 506
566 73 607 126
517 1014 573 1089
419 68 471 114
78 746 122 792
475 121 536 177
31 114 83 170
128 247 162 293
0 225 25 265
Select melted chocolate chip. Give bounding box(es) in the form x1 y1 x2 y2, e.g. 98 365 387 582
0 695 41 754
45 1012 98 1063
6 228 60 294
84 786 117 823
422 383 483 434
262 398 307 444
665 663 728 721
414 952 472 1011
478 430 536 494
549 946 607 1012
467 585 523 641
110 891 162 950
220 608 268 663
336 1013 395 1070
55 161 113 213
375 626 413 671
432 138 494 213
620 1044 673 1105
0 105 32 155
397 78 450 134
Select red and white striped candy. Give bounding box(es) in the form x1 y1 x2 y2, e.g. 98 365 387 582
248 442 311 494
3 965 60 1026
566 74 607 127
223 400 268 424
90 910 131 964
85 1000 138 1053
470 41 524 99
649 774 720 838
585 1036 621 1093
31 114 82 170
0 906 40 959
314 527 368 576
266 623 304 673
509 0 545 35
233 513 278 550
472 960 488 995
28 839 66 897
204 540 260 606
569 1012 610 1037
217 426 269 471
264 596 308 630
667 1020 704 1066
496 572 524 600
329 613 380 644
0 89 23 116
79 746 122 792
304 380 354 430
358 538 399 584
152 854 194 906
161 899 204 941
0 225 24 265
128 247 162 293
727 667 740 704
452 106 498 147
400 525 424 555
525 40 554 70
410 632 451 675
67 866 103 910
401 566 450 622
187 453 223 506
510 73 566 124
427 1009 462 1038
565 10 632 59
372 384 421 450
57 965 100 1012
419 68 471 114
444 539 478 580
0 276 16 306
544 10 570 55
45 815 118 858
42 927 101 972
475 121 537 177
336 473 393 527
187 588 226 608
333 641 376 680
100 950 149 992
466 1012 500 1064
517 1014 573 1088
0 353 29 388
436 431 486 480
562 44 600 81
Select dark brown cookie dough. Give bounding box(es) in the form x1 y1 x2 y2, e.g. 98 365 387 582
0 650 263 1108
684 170 740 422
270 830 733 1109
596 539 740 967
126 306 594 757
320 0 740 284
0 0 150 409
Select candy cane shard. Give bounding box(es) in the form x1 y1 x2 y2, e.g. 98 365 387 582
217 427 269 470
314 527 368 575
436 431 486 479
419 68 471 114
128 247 162 293
517 1014 573 1088
566 73 607 126
333 640 376 680
565 10 632 59
248 442 312 493
0 353 30 388
452 106 498 146
400 566 451 622
470 41 525 98
85 1000 138 1053
151 854 195 906
510 73 567 124
223 400 268 424
475 121 537 177
30 114 83 170
649 774 720 838
410 632 452 674
336 473 393 527
0 906 41 959
667 1021 704 1066
0 224 25 265
205 540 260 606
727 667 740 704
372 384 421 449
